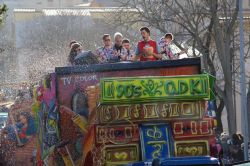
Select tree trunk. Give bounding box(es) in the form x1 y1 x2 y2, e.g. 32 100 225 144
215 99 224 134
224 83 236 135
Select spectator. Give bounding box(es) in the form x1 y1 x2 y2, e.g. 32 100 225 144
220 133 230 161
122 38 135 61
229 133 244 162
112 32 128 61
160 33 186 60
132 26 162 61
68 43 82 65
96 34 117 63
69 40 77 48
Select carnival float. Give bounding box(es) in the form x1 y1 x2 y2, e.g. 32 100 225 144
33 57 219 166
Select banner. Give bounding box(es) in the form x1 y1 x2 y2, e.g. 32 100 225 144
101 74 215 104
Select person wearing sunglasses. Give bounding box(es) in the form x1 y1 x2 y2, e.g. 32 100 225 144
95 34 116 63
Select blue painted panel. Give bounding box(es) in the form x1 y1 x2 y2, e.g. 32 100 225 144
140 123 172 160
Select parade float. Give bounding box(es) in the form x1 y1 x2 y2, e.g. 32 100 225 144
34 57 219 166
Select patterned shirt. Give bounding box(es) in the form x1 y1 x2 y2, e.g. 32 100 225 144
159 40 178 60
95 46 115 63
96 45 128 63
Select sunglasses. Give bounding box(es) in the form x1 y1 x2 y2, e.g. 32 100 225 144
104 38 111 41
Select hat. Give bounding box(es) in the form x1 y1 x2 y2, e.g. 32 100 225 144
164 33 174 40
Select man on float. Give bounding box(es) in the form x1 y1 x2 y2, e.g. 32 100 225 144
132 27 162 61
122 38 135 61
95 34 115 63
160 33 187 60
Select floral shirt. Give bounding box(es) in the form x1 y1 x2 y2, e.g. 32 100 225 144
159 40 178 60
163 44 177 60
96 46 115 63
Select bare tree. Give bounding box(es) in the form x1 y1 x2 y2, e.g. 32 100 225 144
0 3 8 63
0 4 7 24
109 0 250 135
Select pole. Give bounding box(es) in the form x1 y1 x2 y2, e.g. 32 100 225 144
239 0 249 160
59 0 62 8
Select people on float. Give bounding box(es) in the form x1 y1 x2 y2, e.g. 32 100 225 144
67 30 189 64
95 34 116 63
160 33 187 60
132 26 162 61
112 32 128 61
68 42 83 65
122 38 135 61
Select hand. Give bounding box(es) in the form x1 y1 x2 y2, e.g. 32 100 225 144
131 54 139 61
120 54 127 61
152 53 162 59
95 53 104 63
179 49 188 55
113 50 121 57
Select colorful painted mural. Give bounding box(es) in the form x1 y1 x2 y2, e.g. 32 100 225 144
33 73 60 166
1 99 36 166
